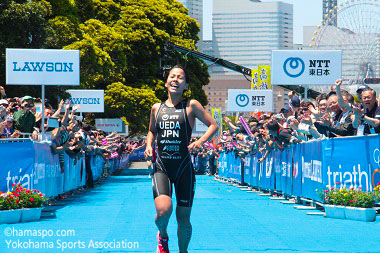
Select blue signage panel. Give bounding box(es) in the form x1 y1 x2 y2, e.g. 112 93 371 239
0 141 35 193
322 137 369 191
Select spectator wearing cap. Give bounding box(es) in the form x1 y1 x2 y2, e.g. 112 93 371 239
13 96 37 135
280 105 293 128
289 96 301 118
0 116 20 138
356 84 369 103
352 87 380 135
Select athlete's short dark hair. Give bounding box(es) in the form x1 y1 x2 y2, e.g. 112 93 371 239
164 65 190 84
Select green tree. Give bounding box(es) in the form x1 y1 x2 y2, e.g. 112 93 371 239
0 0 210 134
0 0 52 97
105 82 160 133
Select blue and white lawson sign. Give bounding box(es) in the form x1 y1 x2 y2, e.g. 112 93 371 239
6 49 80 85
67 90 104 113
272 50 342 86
227 89 273 112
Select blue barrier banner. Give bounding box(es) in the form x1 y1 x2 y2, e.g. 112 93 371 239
259 152 275 190
322 137 370 191
243 155 252 185
250 154 260 187
233 155 241 181
0 141 35 193
218 153 227 177
227 153 233 179
273 149 282 192
291 145 302 197
129 147 146 161
119 154 130 169
365 135 380 190
33 143 63 198
279 147 292 195
300 141 323 200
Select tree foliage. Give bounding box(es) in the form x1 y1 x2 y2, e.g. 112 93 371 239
105 82 160 133
0 0 210 134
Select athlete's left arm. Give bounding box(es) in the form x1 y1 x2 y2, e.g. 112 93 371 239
188 100 218 151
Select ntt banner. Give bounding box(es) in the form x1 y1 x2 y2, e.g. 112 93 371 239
67 89 104 113
271 50 341 85
227 89 273 112
6 49 80 85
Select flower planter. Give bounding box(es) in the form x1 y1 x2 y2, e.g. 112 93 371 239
345 207 377 222
0 209 22 224
324 204 346 219
20 208 42 223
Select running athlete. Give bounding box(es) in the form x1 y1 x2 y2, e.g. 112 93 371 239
145 65 218 253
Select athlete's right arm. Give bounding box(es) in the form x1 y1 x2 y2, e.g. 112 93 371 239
145 103 160 158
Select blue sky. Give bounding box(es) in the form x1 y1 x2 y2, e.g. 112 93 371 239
203 0 323 44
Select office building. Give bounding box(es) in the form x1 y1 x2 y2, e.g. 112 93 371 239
178 0 203 40
204 0 292 113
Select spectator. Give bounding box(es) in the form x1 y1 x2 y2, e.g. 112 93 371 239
0 116 21 138
0 99 9 122
352 87 380 135
289 96 301 117
0 86 7 99
13 96 37 135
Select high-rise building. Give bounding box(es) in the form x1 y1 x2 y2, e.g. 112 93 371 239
203 0 292 113
178 0 203 40
323 0 337 26
212 0 293 74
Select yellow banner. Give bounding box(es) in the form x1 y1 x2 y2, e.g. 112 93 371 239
251 69 259 89
212 108 222 137
258 65 271 89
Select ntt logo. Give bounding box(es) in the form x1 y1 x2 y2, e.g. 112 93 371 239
283 57 305 78
235 94 249 107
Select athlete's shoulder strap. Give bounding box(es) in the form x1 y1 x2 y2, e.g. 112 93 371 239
155 102 165 123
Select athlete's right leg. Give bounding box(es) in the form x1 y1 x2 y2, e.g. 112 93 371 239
152 171 173 239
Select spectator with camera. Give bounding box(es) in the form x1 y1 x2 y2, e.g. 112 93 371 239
13 96 38 138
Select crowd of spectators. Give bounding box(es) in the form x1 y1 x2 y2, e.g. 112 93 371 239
0 86 144 189
191 79 380 173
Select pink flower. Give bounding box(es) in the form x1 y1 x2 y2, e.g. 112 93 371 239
29 198 34 202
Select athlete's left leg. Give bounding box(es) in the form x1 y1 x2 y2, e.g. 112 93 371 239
176 206 192 253
174 163 195 253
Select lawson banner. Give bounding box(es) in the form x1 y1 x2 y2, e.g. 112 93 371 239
271 50 342 85
6 49 80 86
227 89 273 112
218 135 380 201
67 89 105 113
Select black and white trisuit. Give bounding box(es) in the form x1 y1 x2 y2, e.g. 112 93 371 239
153 99 195 207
